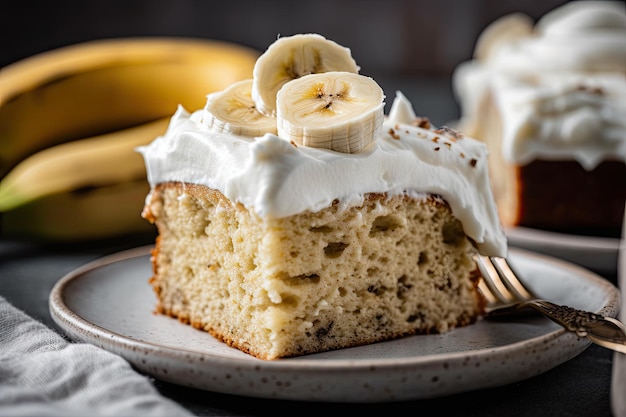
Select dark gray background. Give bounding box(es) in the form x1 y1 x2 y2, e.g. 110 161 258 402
0 0 572 126
0 0 566 71
1 0 571 73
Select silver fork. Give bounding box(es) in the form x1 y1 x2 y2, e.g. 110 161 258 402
475 255 626 354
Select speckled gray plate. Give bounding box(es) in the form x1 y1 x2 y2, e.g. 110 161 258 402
49 246 620 403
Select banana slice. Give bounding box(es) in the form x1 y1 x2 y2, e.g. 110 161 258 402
203 79 277 136
276 71 385 153
252 34 359 117
474 13 534 61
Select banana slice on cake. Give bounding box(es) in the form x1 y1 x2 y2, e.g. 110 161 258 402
276 71 385 153
204 79 277 136
252 34 359 117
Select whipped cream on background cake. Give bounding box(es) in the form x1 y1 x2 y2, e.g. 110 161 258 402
453 0 626 169
139 91 507 258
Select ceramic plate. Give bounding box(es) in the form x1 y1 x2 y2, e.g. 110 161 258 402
506 226 620 274
49 246 620 403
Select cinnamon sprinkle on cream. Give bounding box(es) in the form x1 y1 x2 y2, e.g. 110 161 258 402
412 117 431 129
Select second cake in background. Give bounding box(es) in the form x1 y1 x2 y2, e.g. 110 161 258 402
453 1 626 238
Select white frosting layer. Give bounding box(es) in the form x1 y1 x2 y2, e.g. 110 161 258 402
453 1 626 169
491 1 626 72
138 93 507 257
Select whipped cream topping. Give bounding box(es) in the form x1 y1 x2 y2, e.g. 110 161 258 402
138 92 507 257
453 1 626 168
491 1 626 72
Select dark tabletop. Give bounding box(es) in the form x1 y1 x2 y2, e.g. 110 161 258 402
0 230 618 417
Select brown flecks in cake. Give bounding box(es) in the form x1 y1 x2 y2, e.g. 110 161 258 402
324 242 349 258
412 117 431 129
375 314 390 329
444 142 452 149
469 158 478 168
290 140 298 147
407 311 426 324
577 84 604 95
417 251 427 265
367 267 380 277
396 275 412 299
434 147 441 151
367 285 381 295
435 278 450 291
460 152 465 158
388 128 400 140
312 321 334 339
432 136 440 143
371 285 391 296
309 225 333 233
434 126 464 141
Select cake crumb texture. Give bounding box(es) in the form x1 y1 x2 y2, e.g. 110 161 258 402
144 182 483 360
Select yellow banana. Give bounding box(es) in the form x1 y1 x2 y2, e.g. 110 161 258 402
275 71 385 153
0 37 259 178
0 179 156 242
203 79 277 136
0 117 169 212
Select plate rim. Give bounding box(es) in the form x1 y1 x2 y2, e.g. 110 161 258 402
505 226 620 274
505 226 619 252
48 245 621 401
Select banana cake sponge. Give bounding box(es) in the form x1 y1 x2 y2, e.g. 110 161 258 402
143 183 483 360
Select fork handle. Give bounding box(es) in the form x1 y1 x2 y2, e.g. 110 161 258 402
492 299 626 354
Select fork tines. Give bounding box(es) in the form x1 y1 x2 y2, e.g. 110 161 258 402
475 255 537 308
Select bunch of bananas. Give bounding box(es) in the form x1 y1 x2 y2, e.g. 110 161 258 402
0 37 258 242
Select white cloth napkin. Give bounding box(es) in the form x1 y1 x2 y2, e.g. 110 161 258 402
612 209 626 417
0 295 193 417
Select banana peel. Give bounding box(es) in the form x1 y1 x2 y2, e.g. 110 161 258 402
0 117 170 242
0 37 259 179
1 179 156 242
0 37 259 242
0 117 169 212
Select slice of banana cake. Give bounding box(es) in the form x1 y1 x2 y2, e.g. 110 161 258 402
139 33 507 360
